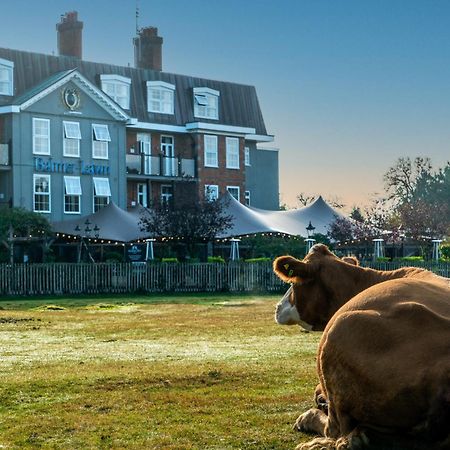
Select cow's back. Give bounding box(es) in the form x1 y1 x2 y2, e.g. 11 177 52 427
318 278 450 440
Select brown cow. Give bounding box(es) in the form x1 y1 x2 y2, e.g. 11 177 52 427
273 244 450 450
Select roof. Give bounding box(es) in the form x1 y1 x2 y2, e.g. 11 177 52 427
0 47 268 135
220 194 345 238
52 202 150 242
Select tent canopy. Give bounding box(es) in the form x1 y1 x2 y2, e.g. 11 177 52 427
52 202 150 242
52 196 344 242
220 194 344 238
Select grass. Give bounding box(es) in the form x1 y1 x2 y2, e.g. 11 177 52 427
0 293 321 449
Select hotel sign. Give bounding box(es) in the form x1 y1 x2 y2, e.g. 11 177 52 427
34 157 110 176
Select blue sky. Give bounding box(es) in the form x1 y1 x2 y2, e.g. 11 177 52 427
2 0 450 209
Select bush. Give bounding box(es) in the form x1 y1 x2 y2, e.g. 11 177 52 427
208 256 225 263
441 244 450 260
376 257 391 262
244 257 271 263
161 257 178 263
394 256 424 262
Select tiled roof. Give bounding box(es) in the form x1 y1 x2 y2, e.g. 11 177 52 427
0 47 268 135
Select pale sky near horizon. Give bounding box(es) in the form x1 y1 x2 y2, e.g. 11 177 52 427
1 0 450 211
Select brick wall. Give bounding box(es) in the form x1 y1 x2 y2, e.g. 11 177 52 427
195 133 245 202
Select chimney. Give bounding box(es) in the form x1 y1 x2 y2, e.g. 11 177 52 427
133 27 163 71
57 11 83 59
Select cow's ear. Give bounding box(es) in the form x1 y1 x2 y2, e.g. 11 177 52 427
273 255 314 283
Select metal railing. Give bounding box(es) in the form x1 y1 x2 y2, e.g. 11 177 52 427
0 144 9 165
126 154 196 178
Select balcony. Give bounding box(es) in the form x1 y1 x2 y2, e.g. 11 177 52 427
0 144 10 168
126 154 196 179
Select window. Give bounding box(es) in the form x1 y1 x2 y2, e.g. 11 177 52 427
33 118 50 155
93 177 111 212
0 58 13 96
205 185 219 201
204 135 218 167
137 183 148 207
147 81 175 114
245 147 250 166
64 176 81 214
226 137 239 169
193 87 219 120
138 133 151 175
245 190 251 206
161 185 173 206
100 75 131 109
33 174 51 213
227 186 240 202
92 124 111 159
63 121 81 157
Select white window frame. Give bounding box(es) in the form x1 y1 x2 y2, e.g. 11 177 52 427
63 176 82 214
204 135 218 168
244 147 250 166
226 137 240 169
100 74 131 110
147 81 175 115
193 87 219 120
32 118 51 155
205 184 219 201
0 58 14 96
92 124 111 160
93 177 111 212
33 174 51 213
244 190 251 206
63 121 81 157
227 185 240 202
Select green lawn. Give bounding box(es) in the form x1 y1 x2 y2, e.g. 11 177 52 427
0 294 320 449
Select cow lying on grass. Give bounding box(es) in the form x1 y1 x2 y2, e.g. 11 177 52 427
273 244 450 450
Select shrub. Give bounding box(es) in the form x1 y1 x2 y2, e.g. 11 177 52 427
394 256 424 262
161 257 178 263
244 257 271 263
208 256 225 263
441 244 450 260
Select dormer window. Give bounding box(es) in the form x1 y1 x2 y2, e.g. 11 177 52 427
100 74 131 110
147 81 175 114
0 58 14 96
193 87 219 120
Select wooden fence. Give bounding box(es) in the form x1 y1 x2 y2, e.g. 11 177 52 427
0 261 448 297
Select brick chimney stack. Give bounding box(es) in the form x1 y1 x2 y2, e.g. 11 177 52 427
133 27 163 71
57 11 83 59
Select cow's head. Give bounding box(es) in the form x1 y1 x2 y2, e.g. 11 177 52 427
273 244 360 331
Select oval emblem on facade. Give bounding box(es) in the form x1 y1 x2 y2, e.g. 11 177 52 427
63 88 80 110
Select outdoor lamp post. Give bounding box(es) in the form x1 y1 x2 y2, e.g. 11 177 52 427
305 221 316 253
75 220 99 263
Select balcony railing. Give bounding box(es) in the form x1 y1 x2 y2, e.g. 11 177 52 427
0 144 9 166
126 154 196 178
